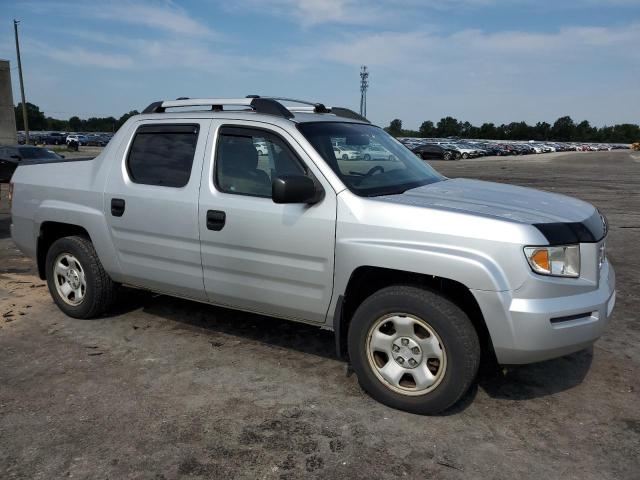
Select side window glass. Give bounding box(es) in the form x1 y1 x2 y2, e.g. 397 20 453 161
215 128 305 197
127 124 199 187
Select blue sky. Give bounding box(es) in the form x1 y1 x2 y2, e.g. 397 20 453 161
1 0 639 129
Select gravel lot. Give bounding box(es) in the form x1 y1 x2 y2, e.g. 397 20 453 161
1 150 639 479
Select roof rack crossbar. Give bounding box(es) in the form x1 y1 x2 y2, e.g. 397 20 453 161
141 96 368 122
142 97 293 118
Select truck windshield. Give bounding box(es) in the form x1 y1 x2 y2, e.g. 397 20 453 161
297 122 443 196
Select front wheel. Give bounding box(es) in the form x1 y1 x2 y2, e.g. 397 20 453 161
461 152 469 159
348 285 480 414
363 154 371 161
443 151 452 161
45 236 117 319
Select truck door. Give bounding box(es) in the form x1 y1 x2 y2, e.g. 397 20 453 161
104 119 211 300
198 121 336 323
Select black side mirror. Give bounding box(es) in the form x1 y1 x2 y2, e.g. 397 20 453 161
272 175 322 204
60 154 65 159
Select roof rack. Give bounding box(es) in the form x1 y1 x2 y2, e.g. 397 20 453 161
141 96 369 123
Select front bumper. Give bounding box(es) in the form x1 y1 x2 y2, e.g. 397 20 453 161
472 261 616 364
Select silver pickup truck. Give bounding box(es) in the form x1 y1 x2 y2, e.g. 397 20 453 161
9 97 615 414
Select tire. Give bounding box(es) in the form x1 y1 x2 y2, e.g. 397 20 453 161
342 154 349 160
363 154 371 161
443 151 452 161
348 285 480 414
461 152 469 159
45 236 117 319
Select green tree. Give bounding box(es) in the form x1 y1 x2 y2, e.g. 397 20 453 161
385 119 403 136
116 110 139 130
14 102 46 131
418 120 436 138
551 116 576 141
533 122 551 140
478 123 497 139
460 121 477 138
574 120 596 142
436 117 461 137
68 116 83 132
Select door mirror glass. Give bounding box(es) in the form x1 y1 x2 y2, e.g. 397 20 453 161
272 175 321 204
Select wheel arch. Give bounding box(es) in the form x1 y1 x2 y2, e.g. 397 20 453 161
333 266 493 362
36 221 92 280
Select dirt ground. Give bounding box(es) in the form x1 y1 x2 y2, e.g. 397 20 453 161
1 150 639 479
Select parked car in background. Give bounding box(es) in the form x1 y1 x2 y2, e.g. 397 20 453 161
333 145 360 160
412 143 459 160
41 132 68 145
481 144 511 156
85 134 112 147
66 134 88 146
440 142 479 159
0 145 65 182
359 143 394 161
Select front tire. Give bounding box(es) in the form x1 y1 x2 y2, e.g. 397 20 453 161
45 236 117 319
348 285 480 414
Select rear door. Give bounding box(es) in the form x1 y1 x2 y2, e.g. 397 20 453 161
103 119 211 300
198 121 337 323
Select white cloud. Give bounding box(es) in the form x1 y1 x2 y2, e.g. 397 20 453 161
232 0 502 25
93 1 215 38
290 22 640 67
25 39 134 69
21 0 215 37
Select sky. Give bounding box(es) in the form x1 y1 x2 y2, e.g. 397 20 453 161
0 0 639 129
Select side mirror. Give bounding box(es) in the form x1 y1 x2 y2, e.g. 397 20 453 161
272 175 322 204
60 154 65 159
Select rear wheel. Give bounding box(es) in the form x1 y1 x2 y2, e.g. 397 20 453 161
461 152 469 159
45 236 117 319
363 154 371 161
348 285 480 414
443 151 452 161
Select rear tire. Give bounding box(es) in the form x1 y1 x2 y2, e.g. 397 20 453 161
45 236 117 319
348 285 480 414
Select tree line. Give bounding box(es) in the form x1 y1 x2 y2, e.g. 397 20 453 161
14 102 139 133
384 116 640 143
14 102 639 143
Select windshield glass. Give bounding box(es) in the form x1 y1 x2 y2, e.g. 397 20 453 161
18 147 62 160
297 122 443 196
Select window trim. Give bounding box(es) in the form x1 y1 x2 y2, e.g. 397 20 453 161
213 124 315 199
125 123 200 188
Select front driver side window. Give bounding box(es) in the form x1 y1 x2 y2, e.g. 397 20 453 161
215 127 305 198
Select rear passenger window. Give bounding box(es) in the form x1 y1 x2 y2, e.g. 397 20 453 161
127 124 199 187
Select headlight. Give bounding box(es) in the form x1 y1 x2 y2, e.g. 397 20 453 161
524 245 580 278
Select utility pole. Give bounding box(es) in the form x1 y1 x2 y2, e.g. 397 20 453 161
359 65 369 117
14 19 29 144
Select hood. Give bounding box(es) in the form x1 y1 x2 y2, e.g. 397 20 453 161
376 178 606 243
